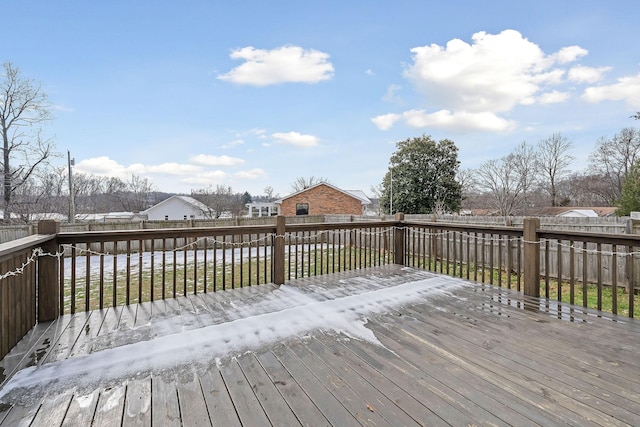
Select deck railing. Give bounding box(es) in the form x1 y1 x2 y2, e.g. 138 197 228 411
1 215 640 359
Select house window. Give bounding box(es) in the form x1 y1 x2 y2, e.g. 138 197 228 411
164 215 169 221
184 215 187 220
296 203 309 215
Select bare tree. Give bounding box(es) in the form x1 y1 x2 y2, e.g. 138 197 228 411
588 127 640 204
290 176 330 193
115 174 155 212
537 133 574 206
0 63 55 223
191 185 244 218
510 141 538 211
263 186 279 201
475 153 525 217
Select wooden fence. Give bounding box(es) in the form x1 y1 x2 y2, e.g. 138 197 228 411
1 215 640 361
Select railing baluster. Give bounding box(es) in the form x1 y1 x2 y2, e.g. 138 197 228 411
85 244 91 311
230 234 234 289
113 241 118 307
71 246 77 314
628 245 635 318
569 240 575 305
126 240 131 305
597 243 603 312
213 239 218 292
489 234 494 285
582 242 588 308
99 242 105 309
138 240 144 303
557 240 562 302
162 238 167 298
150 238 155 301
612 245 617 315
544 240 550 299
194 237 199 293
497 235 503 288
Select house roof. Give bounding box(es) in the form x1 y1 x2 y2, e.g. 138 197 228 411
534 206 617 217
275 182 371 205
142 195 210 213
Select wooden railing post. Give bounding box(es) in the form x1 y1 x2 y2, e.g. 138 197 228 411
37 220 60 322
273 215 286 285
523 217 540 298
394 213 405 265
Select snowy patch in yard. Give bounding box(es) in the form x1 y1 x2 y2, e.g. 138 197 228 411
0 275 466 404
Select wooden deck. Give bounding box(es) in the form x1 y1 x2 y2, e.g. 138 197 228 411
1 265 639 426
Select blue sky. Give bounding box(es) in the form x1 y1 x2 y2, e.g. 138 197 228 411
4 1 640 198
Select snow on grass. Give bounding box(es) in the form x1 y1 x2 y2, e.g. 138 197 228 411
0 274 467 405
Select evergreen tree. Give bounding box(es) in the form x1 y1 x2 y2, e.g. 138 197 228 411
380 135 462 214
616 161 640 216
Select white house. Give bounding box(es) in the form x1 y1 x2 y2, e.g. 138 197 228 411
141 195 211 221
558 209 599 218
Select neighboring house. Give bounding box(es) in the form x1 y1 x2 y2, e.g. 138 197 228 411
141 195 211 220
276 183 371 216
535 207 618 217
75 212 147 222
29 213 68 222
245 202 280 217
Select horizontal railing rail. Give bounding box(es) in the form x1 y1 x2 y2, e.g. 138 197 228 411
2 215 640 361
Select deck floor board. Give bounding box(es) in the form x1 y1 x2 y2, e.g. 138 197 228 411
1 265 639 426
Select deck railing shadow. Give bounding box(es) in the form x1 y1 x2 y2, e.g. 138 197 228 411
1 214 639 359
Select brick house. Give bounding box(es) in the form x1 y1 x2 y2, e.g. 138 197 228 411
276 183 371 216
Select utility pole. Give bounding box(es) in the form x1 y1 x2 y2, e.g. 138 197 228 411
68 150 75 223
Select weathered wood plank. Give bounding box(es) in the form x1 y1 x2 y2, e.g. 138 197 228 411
92 384 127 427
199 365 242 427
150 375 180 427
28 392 73 426
377 309 606 426
175 372 211 426
398 302 640 424
0 401 39 427
270 343 369 427
61 390 100 427
68 308 107 358
218 358 272 426
122 376 151 426
0 320 57 387
373 311 564 426
306 336 444 427
41 311 92 364
256 350 330 427
317 337 450 427
236 352 301 426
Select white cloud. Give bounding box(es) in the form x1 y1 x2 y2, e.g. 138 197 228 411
402 109 516 132
218 45 334 86
371 113 401 130
375 29 594 132
271 131 319 147
182 170 228 186
235 168 267 180
568 65 611 83
76 156 126 176
538 90 570 104
549 45 588 64
148 163 203 175
190 154 245 167
382 84 402 103
583 72 640 108
221 139 245 149
366 69 374 76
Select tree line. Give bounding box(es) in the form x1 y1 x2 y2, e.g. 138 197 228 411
378 128 640 217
